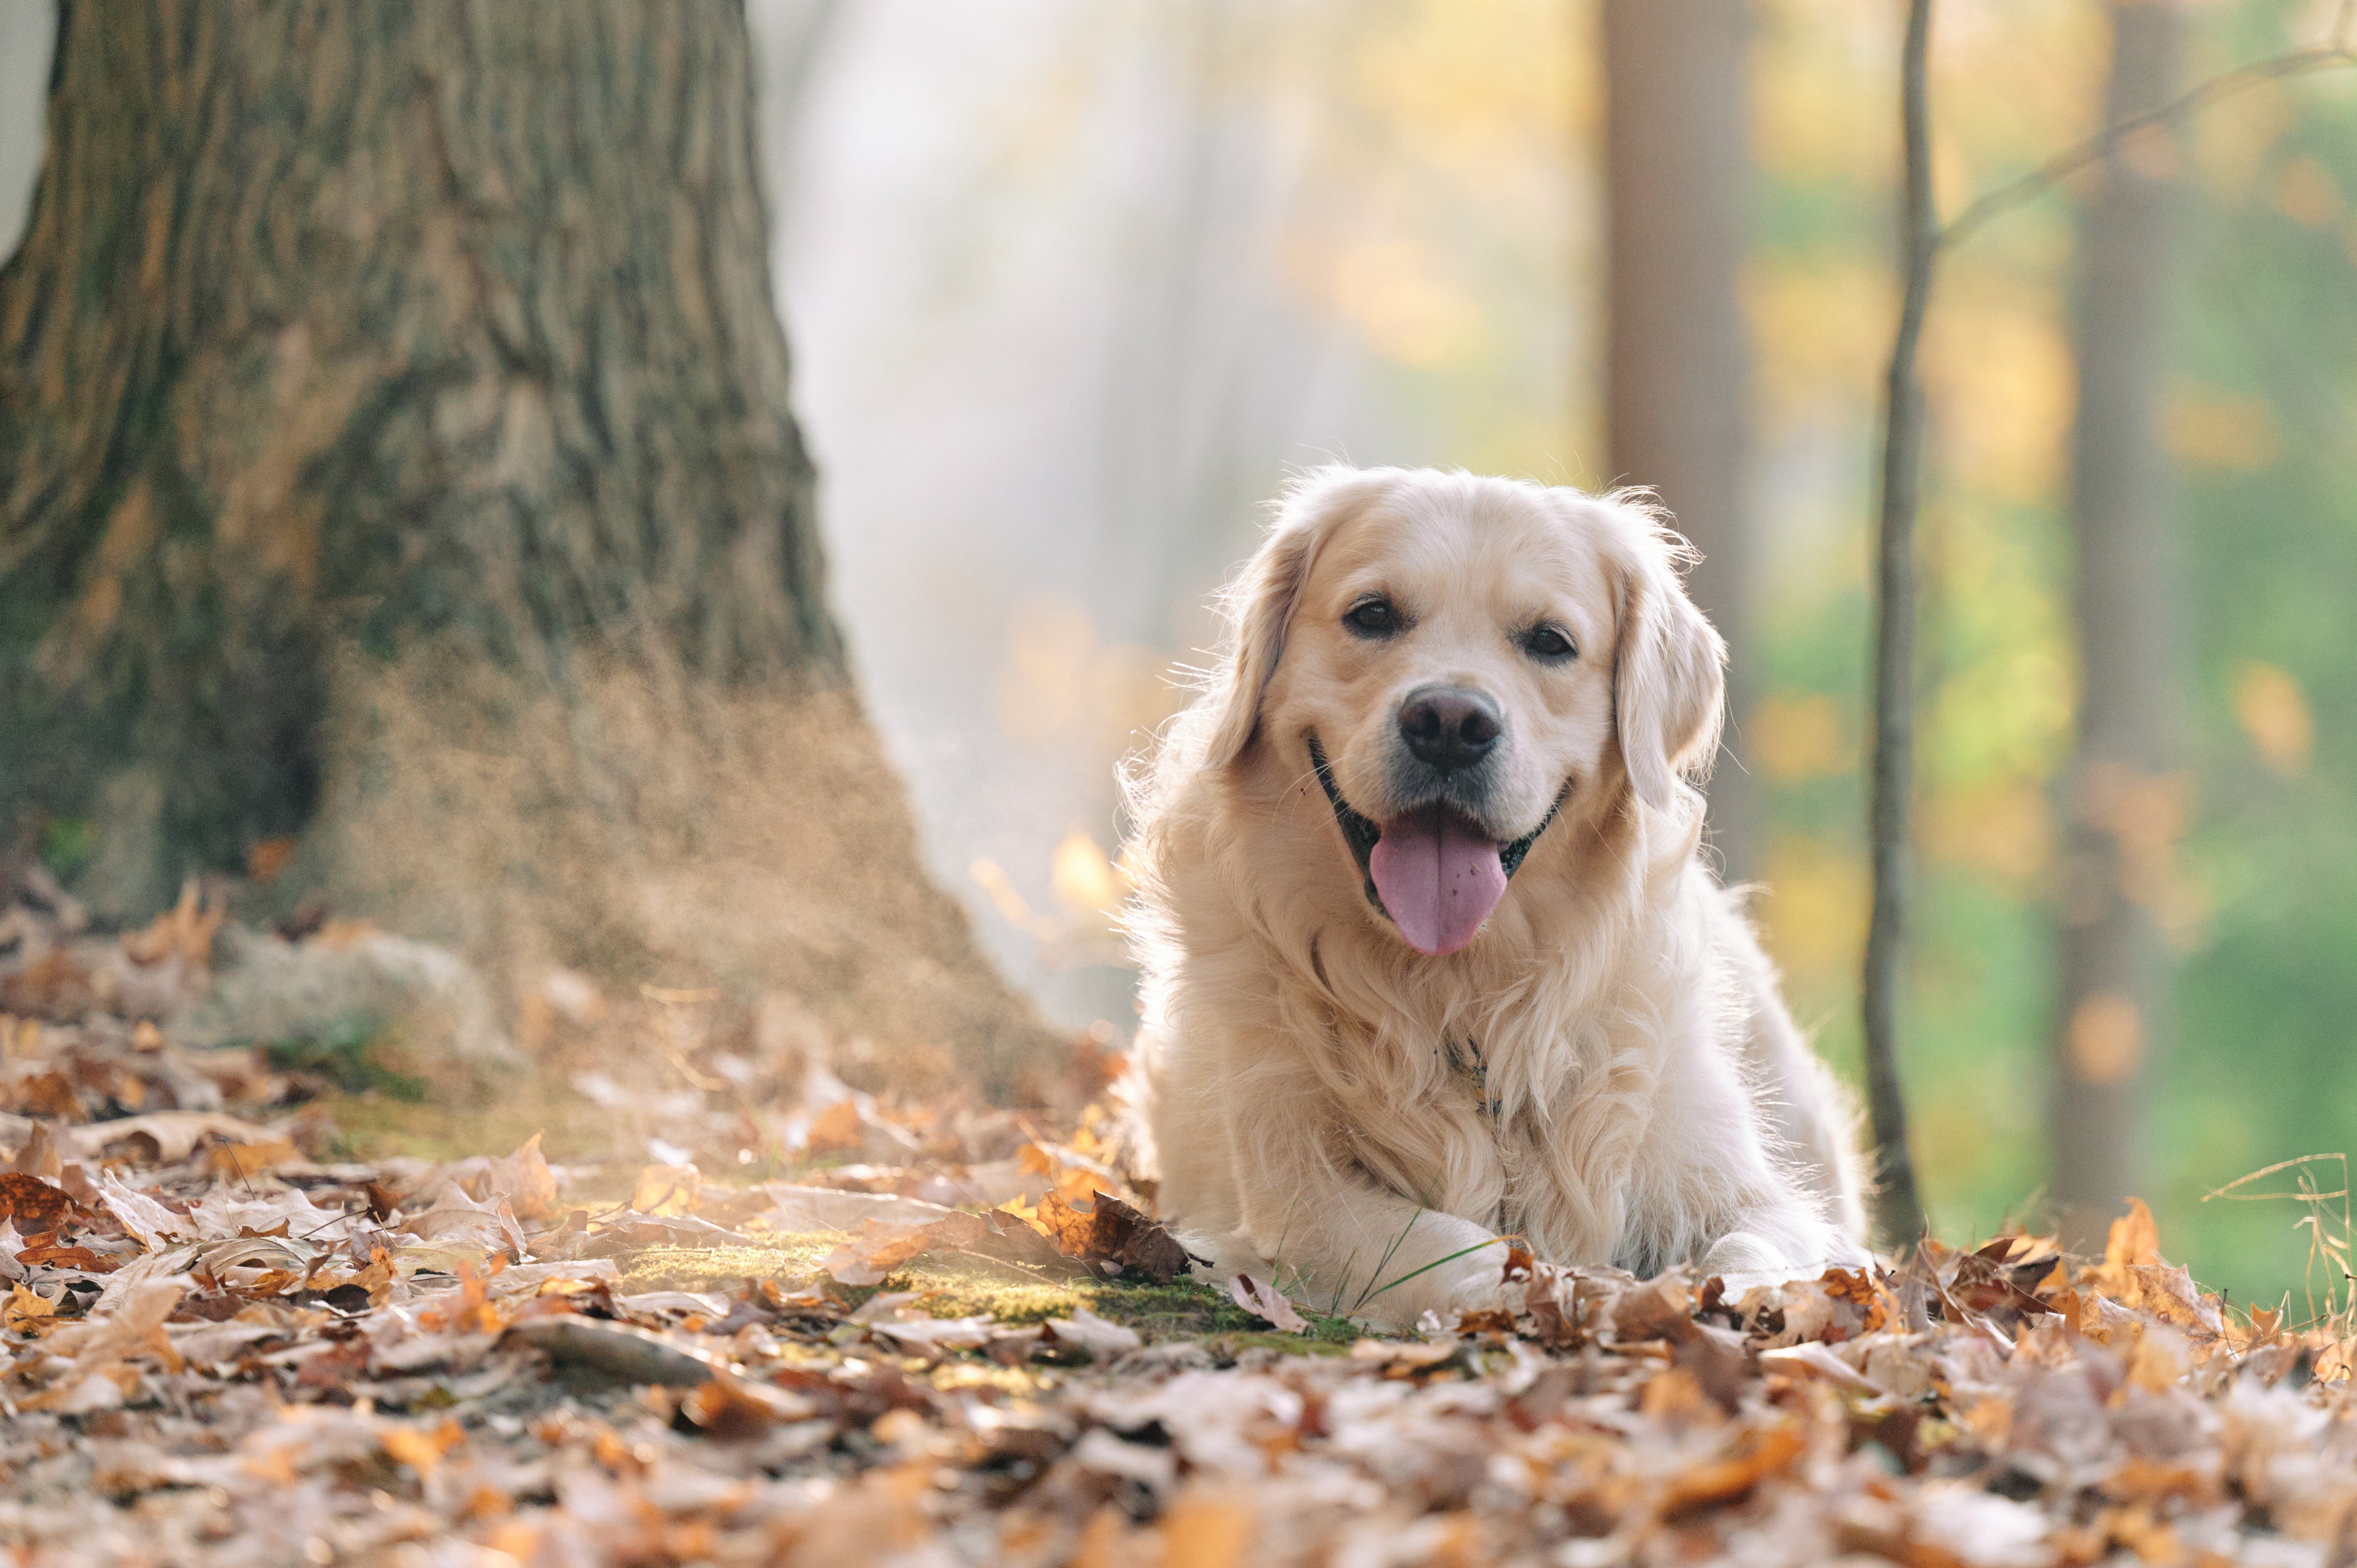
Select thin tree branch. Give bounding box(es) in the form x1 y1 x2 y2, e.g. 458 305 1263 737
1862 0 1935 1252
1857 0 2357 1255
1943 36 2356 252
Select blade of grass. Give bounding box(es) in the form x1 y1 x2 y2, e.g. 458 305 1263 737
1358 1235 1519 1307
1351 1207 1427 1315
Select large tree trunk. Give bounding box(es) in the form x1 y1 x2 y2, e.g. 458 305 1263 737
1601 0 1760 884
0 1 1053 1094
2052 0 2184 1250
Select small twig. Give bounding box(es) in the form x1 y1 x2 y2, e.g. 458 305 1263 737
2202 1152 2351 1200
1942 40 2357 252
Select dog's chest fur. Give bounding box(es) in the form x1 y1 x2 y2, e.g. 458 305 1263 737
1302 968 1680 1273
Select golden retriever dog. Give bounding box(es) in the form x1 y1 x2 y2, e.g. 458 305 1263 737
1122 466 1867 1329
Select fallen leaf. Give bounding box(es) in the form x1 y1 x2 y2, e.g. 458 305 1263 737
1041 1308 1141 1361
805 1099 864 1155
482 1132 559 1219
204 1138 299 1179
381 1419 466 1474
1611 1276 1698 1345
0 1171 73 1233
74 1111 280 1165
4 1282 57 1331
680 1373 817 1439
630 1162 703 1216
1759 1342 1882 1395
1034 1189 1191 1284
10 1120 62 1180
1660 1421 1806 1516
2094 1198 2164 1294
819 1219 937 1287
762 1184 959 1232
506 1315 726 1386
1228 1274 1310 1333
97 1172 189 1250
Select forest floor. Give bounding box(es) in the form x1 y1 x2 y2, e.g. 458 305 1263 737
0 882 2353 1567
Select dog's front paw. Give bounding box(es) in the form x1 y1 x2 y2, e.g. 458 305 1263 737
1174 1228 1268 1289
1347 1246 1515 1334
1441 1264 1520 1320
1700 1222 1854 1295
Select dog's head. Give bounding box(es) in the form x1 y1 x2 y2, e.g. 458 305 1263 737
1202 466 1724 956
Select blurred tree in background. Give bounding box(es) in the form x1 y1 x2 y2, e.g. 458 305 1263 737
2053 0 2186 1253
1603 0 1761 884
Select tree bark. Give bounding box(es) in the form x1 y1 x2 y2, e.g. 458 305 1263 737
1602 0 1760 884
0 1 1052 1094
2052 0 2184 1251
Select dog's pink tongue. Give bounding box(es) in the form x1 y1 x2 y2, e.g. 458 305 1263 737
1369 809 1507 956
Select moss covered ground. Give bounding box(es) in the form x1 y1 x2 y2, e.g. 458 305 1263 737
319 1086 1362 1355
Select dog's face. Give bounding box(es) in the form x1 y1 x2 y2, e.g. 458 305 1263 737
1204 469 1724 956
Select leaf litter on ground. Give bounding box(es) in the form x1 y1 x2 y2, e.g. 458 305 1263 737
1 875 2355 1564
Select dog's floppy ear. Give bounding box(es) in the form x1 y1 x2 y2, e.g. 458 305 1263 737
1602 495 1727 813
1203 467 1396 769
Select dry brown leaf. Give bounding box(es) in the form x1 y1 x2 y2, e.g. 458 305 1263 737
1034 1189 1190 1284
120 880 226 967
505 1315 725 1385
2118 1263 2226 1340
1660 1421 1806 1516
76 1110 280 1165
1611 1276 1698 1345
805 1099 864 1155
9 1119 62 1181
0 1171 74 1233
203 1138 299 1179
96 1172 186 1251
681 1373 816 1439
3 1282 57 1331
820 1219 938 1287
481 1132 559 1219
381 1419 467 1474
630 1162 702 1216
2091 1198 2164 1297
1041 1307 1141 1361
1228 1273 1310 1333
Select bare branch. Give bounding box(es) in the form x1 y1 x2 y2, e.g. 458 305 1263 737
1942 38 2356 252
1861 0 1936 1252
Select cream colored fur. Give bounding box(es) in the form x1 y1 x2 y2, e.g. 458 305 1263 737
1122 466 1868 1330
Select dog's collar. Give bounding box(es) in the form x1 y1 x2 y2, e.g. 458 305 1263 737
1304 733 1568 914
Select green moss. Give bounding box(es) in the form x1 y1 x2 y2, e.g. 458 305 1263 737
615 1240 836 1296
266 1017 426 1100
315 1080 619 1168
321 1100 1362 1354
38 817 95 883
613 1235 1361 1351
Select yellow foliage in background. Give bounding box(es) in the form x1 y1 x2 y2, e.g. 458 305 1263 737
1051 827 1126 916
2166 387 2281 473
2235 661 2314 776
993 597 1185 757
1754 835 1868 993
1748 693 1853 783
1924 285 2076 503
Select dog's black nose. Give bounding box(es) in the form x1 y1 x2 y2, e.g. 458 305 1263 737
1397 686 1502 774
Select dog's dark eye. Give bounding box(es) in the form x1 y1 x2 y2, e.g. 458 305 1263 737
1523 625 1576 661
1344 597 1401 639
